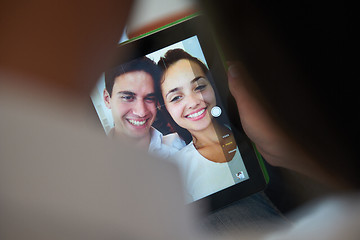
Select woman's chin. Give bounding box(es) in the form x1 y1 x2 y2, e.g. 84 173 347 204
182 116 213 133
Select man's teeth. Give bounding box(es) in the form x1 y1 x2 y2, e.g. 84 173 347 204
128 119 146 126
187 109 205 118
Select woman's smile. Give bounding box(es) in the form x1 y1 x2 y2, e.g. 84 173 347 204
185 107 207 121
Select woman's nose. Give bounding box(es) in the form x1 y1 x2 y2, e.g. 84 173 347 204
186 92 202 109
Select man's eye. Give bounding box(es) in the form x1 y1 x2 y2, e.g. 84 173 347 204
145 96 156 103
170 95 182 103
121 95 135 102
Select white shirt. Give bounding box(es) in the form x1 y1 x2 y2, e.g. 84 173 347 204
148 127 186 158
108 127 185 159
171 142 249 202
264 194 360 240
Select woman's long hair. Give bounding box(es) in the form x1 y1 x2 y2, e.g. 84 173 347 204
156 48 226 144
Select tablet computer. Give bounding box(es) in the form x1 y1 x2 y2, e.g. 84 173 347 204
90 14 268 210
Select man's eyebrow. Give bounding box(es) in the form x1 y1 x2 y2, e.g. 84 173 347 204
117 91 135 96
145 93 156 98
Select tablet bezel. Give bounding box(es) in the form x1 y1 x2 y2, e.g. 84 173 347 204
106 14 268 211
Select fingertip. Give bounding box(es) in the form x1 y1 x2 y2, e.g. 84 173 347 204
228 64 240 79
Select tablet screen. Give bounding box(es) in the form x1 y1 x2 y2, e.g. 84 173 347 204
91 34 250 203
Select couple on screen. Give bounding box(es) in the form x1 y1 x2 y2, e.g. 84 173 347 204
103 48 246 201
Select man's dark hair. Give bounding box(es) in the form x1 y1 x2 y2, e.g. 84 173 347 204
105 57 161 96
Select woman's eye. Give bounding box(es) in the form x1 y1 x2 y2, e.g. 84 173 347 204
195 84 206 91
170 95 182 102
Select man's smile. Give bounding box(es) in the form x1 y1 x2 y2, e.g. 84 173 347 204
127 118 148 126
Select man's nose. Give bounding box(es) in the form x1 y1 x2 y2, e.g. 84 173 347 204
132 100 148 117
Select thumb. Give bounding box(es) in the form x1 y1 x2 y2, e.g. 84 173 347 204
228 63 242 98
227 62 256 114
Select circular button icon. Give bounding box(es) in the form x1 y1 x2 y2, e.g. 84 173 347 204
211 106 222 117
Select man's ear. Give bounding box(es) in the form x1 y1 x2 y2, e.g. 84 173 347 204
103 88 111 109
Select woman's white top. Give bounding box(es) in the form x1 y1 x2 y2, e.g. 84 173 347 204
171 142 249 202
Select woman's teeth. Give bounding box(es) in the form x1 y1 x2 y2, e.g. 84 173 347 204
128 119 146 126
187 109 205 118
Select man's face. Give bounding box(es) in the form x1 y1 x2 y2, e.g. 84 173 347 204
104 71 157 139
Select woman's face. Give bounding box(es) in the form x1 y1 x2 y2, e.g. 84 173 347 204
161 59 216 133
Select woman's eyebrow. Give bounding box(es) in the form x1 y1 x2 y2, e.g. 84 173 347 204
191 76 205 84
165 76 206 98
166 87 180 98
